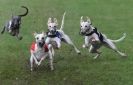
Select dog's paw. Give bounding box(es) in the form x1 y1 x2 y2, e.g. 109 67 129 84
121 53 127 57
77 51 81 55
30 68 33 71
19 36 23 40
50 67 54 71
82 44 86 48
37 62 41 66
1 30 4 34
93 54 100 59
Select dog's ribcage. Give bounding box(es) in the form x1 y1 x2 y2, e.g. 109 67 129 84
91 27 104 43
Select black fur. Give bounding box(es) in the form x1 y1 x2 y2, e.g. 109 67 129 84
1 6 29 40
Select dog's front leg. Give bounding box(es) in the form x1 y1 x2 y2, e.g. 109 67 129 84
30 55 34 71
31 53 39 65
16 29 23 40
54 37 61 48
83 36 90 48
48 51 54 70
48 44 55 56
38 56 45 66
1 26 6 34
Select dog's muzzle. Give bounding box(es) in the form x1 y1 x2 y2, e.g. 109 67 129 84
79 32 85 35
38 41 45 47
50 30 56 34
79 31 86 36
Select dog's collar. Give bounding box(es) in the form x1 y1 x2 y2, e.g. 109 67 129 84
47 35 57 38
85 31 95 36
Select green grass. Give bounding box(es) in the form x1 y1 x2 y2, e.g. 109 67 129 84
0 0 133 85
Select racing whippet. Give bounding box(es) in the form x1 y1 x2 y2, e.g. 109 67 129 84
30 32 54 71
45 12 81 54
1 6 28 40
80 16 127 59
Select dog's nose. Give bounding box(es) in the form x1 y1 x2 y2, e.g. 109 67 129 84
39 42 42 45
51 30 55 33
38 42 44 47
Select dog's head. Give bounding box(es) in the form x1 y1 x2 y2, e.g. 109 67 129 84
47 18 58 34
34 32 46 47
80 16 92 35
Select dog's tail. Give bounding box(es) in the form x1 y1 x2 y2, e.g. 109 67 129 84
110 33 126 43
18 6 29 17
60 12 66 30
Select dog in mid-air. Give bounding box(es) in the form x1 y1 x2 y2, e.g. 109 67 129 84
45 12 81 54
80 16 127 59
1 6 29 40
30 32 54 71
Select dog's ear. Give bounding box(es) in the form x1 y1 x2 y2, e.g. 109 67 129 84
80 16 84 24
54 18 58 25
33 32 37 36
87 17 91 24
42 31 45 35
47 18 52 25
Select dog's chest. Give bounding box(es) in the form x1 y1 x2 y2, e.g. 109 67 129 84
88 33 100 42
35 49 47 58
31 43 48 58
87 34 102 47
35 47 48 59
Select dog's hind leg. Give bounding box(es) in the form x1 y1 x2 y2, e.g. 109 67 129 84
16 29 23 40
62 34 81 54
30 56 34 71
105 39 127 57
89 45 101 59
1 26 6 34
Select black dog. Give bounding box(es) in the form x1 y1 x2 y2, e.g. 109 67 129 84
1 6 29 40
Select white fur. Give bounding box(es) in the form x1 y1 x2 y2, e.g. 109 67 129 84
80 16 127 59
30 32 54 71
45 12 80 54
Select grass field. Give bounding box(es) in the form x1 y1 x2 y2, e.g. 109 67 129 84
0 0 133 85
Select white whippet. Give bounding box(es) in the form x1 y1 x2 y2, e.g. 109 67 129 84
30 32 54 71
45 12 80 54
80 16 127 59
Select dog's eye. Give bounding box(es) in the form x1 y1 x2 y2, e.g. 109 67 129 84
54 26 56 28
81 26 82 27
42 37 44 39
85 25 88 27
36 37 39 40
49 26 51 27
